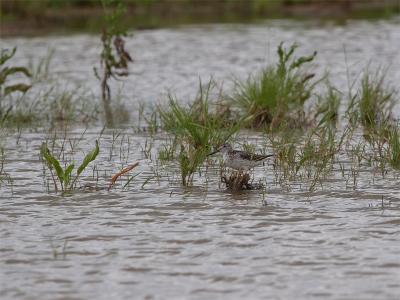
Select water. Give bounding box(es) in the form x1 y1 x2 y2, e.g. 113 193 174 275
1 19 400 299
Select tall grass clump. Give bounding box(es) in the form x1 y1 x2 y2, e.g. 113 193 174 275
268 84 341 190
234 42 319 130
158 80 239 185
269 123 340 191
358 69 395 131
344 67 400 174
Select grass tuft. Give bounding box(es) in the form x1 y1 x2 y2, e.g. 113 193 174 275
233 42 319 130
158 80 240 185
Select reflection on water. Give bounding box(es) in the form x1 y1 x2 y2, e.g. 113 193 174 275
1 19 400 299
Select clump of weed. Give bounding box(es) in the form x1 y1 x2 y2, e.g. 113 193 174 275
386 126 400 170
298 125 339 190
0 47 32 123
158 80 239 185
46 88 99 124
138 104 159 134
0 148 12 187
1 48 99 127
233 42 319 130
345 68 399 174
2 87 98 127
95 0 132 127
314 84 341 129
358 69 395 131
40 140 99 193
268 84 341 191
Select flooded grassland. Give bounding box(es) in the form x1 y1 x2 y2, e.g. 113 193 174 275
1 18 400 299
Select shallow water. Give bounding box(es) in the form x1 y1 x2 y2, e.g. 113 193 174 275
2 19 400 299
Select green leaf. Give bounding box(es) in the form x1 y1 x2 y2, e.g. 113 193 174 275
77 140 99 176
0 66 31 85
4 84 31 96
0 48 16 66
64 163 75 187
40 143 64 184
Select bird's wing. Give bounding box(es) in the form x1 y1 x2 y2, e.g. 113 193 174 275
238 152 273 161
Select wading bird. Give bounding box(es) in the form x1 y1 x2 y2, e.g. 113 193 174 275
208 143 273 172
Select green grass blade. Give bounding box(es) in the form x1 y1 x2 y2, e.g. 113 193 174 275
77 140 99 176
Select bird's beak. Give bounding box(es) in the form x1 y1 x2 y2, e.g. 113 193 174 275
207 149 219 156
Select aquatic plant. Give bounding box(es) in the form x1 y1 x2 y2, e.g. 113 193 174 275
0 48 99 127
267 114 341 191
135 103 160 134
314 84 341 129
342 68 399 174
0 147 12 187
40 140 99 193
1 86 98 127
95 0 132 127
358 69 395 131
0 48 31 97
158 80 240 185
386 126 400 170
0 47 32 123
233 42 319 129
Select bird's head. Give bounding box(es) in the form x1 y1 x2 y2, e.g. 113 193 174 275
207 143 232 156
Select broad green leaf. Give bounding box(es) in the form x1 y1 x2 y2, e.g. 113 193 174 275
40 143 64 184
77 140 99 176
64 163 75 187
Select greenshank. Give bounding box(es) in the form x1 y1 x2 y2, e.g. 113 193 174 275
208 143 273 172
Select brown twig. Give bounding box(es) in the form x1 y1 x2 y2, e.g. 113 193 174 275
108 162 139 191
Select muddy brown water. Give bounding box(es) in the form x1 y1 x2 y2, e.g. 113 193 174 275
1 19 400 299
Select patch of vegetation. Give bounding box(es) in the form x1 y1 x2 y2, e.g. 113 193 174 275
158 80 240 185
344 67 399 175
0 47 32 124
358 69 395 131
94 0 133 127
386 126 400 170
2 86 99 127
233 43 320 130
0 147 12 187
0 48 99 127
40 140 99 193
